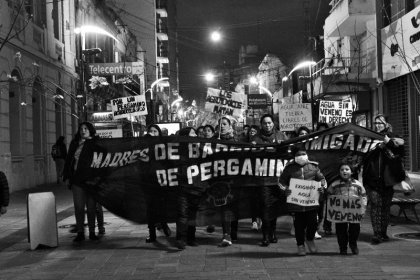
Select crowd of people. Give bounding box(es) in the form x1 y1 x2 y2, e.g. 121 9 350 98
57 113 406 256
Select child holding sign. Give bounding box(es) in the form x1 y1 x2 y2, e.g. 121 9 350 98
327 163 367 255
279 147 326 256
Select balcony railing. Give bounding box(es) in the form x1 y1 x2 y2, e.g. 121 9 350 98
312 56 370 79
329 0 344 13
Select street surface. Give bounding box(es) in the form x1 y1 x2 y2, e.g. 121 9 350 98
0 178 419 280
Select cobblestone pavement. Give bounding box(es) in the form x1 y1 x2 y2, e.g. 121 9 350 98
0 183 419 280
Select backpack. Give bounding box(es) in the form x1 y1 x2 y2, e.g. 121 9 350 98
51 144 61 159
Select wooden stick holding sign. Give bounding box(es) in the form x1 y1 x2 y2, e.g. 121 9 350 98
286 178 320 206
326 195 366 223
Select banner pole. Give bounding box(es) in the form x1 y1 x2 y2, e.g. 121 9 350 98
218 112 223 139
130 114 134 136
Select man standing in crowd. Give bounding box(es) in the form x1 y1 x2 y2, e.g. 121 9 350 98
0 171 9 216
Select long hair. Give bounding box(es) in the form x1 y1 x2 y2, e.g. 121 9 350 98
375 114 393 133
74 122 96 142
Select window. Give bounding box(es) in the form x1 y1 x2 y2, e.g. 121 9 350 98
9 69 24 156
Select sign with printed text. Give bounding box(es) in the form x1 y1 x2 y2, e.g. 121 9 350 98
205 88 246 117
326 195 366 223
97 129 123 138
248 94 268 109
287 178 320 206
111 95 147 120
278 103 312 131
318 100 353 124
87 62 143 76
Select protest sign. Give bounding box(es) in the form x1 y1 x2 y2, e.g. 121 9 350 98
319 100 353 124
278 103 312 131
111 95 147 119
326 195 366 223
76 123 382 224
248 94 268 109
205 88 246 117
286 178 320 206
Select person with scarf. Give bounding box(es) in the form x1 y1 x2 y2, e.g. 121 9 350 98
212 116 239 246
362 114 405 244
251 114 288 246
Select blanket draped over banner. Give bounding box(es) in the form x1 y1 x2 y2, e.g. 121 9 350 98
77 123 383 224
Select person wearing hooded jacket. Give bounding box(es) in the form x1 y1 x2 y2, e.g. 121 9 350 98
251 114 288 246
279 147 326 256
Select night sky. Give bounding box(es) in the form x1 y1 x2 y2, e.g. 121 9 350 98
176 0 331 104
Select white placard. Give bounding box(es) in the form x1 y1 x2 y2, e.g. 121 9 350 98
278 103 312 131
287 178 320 207
111 95 147 120
318 100 353 124
204 88 246 118
326 195 366 224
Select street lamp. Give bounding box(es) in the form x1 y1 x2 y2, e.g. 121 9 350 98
204 72 215 82
74 25 118 121
282 60 316 129
210 30 222 42
148 77 169 123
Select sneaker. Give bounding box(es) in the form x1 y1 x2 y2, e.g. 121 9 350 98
350 246 359 255
73 233 85 243
176 240 186 250
314 231 322 239
371 236 381 245
206 225 215 233
219 235 232 247
297 245 306 256
89 233 99 241
306 240 318 253
260 239 269 247
251 221 258 231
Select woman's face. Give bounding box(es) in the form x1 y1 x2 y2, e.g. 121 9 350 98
80 125 91 139
148 127 160 137
203 127 214 138
249 128 258 136
374 118 386 132
298 130 309 137
261 117 274 132
220 119 231 134
339 165 352 180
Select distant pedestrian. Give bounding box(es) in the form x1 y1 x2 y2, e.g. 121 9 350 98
51 136 67 184
327 163 367 255
0 171 9 216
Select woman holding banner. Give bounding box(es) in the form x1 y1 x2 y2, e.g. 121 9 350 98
63 122 100 243
144 124 172 243
251 114 288 247
279 147 326 256
362 114 405 245
212 117 239 246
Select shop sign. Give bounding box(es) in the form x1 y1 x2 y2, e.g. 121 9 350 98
87 62 143 76
248 94 268 109
97 128 123 138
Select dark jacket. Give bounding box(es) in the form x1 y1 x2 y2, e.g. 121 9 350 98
279 160 325 212
362 133 405 192
0 171 9 207
251 129 288 185
52 142 67 160
63 137 98 186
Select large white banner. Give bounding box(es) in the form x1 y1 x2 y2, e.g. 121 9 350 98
278 103 312 131
382 6 420 81
286 178 320 207
111 95 147 120
204 88 246 118
318 100 353 124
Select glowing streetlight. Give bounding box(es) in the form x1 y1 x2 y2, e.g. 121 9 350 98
210 30 222 42
283 61 316 80
249 76 258 85
171 96 183 107
204 72 215 82
75 25 119 43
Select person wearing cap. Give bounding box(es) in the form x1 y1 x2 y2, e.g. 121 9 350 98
279 147 326 256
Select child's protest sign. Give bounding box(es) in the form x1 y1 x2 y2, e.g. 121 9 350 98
111 95 147 120
326 195 366 223
286 178 320 206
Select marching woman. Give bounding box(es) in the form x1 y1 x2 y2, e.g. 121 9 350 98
144 124 171 243
213 117 239 246
279 147 326 256
63 122 99 243
251 114 288 246
362 114 405 244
